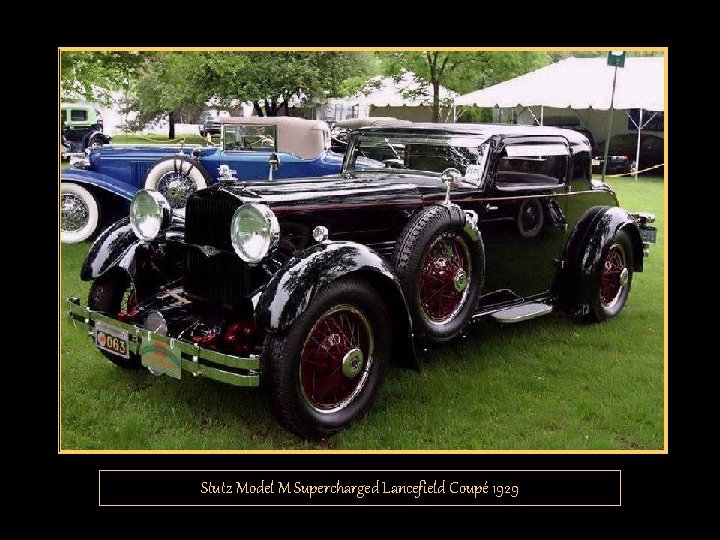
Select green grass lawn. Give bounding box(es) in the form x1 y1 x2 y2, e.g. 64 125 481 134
107 133 213 145
59 177 665 451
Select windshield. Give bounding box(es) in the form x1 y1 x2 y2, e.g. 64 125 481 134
343 131 492 184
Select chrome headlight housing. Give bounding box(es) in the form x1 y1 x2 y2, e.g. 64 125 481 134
230 203 280 264
129 189 172 242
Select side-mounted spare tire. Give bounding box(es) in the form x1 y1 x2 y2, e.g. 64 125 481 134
392 204 484 343
144 155 210 209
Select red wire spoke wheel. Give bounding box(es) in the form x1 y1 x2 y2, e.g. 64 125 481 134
299 304 374 413
585 230 634 322
417 233 472 324
392 204 484 343
600 245 628 308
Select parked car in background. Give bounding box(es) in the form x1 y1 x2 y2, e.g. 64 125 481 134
198 110 230 138
61 117 350 244
330 116 411 153
592 133 664 176
60 102 111 156
66 123 656 439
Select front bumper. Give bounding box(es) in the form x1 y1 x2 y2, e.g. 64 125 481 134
66 297 260 387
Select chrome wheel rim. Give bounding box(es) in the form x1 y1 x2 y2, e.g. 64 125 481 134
600 244 627 309
417 233 472 324
61 193 89 233
157 172 196 208
299 304 374 414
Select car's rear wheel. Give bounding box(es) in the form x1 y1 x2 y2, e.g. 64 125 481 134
262 277 392 439
88 272 141 369
586 229 634 321
144 156 209 209
61 183 100 244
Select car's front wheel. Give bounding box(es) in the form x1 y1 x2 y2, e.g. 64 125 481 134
61 182 100 244
262 277 392 439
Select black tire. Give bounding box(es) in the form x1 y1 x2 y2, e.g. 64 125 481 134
87 272 141 369
392 205 484 343
88 134 105 148
262 277 392 439
586 229 634 322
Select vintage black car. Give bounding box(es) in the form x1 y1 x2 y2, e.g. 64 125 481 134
66 123 656 439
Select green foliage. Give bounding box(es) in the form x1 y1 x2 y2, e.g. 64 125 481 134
61 52 146 105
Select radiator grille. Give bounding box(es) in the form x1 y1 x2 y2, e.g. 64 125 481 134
184 192 261 306
185 193 241 250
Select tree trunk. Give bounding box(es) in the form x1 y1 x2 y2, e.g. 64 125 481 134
168 111 175 139
432 80 440 123
253 101 265 117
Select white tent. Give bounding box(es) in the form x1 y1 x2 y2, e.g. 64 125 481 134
455 56 664 111
455 57 665 179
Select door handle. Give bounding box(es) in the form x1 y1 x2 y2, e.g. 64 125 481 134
485 204 499 211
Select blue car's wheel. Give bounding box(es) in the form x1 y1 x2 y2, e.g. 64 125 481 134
61 182 100 244
144 156 209 209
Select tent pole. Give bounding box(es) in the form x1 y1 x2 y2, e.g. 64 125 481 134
634 108 643 181
601 65 619 182
540 105 544 126
453 103 457 123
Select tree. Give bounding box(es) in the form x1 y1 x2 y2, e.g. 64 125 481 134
60 52 146 105
132 53 210 139
379 51 553 122
192 52 375 116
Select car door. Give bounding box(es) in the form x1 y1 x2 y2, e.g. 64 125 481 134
478 139 571 302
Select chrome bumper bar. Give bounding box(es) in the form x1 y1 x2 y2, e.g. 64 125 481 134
66 297 260 387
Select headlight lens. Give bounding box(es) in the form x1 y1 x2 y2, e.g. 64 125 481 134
130 189 171 241
230 203 280 264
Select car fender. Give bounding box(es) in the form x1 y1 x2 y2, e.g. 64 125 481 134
80 218 142 281
82 130 112 147
62 168 136 202
256 241 419 370
559 205 644 310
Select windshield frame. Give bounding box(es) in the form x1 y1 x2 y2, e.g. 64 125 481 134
341 129 494 185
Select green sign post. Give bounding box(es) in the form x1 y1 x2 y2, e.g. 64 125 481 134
601 51 626 181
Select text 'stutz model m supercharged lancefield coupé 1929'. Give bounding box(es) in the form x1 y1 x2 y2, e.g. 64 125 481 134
60 116 352 244
66 123 657 439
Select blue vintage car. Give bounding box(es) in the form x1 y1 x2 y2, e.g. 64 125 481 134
60 116 346 243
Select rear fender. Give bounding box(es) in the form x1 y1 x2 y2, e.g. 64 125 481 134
559 205 644 310
62 169 135 202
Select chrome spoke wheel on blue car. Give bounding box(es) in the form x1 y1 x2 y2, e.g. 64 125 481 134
60 182 100 244
157 172 197 208
61 193 89 233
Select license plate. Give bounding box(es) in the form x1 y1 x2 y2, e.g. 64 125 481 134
140 337 182 379
95 321 129 359
591 159 601 166
640 226 657 244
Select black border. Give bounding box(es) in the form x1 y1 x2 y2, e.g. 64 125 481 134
49 29 677 517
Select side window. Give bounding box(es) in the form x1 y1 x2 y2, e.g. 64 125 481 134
224 125 276 151
61 109 67 123
70 109 88 122
497 144 568 187
572 152 590 181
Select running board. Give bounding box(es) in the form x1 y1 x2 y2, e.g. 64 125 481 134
491 303 553 324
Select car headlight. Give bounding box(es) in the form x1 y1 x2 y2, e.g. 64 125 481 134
130 189 172 241
230 203 280 264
